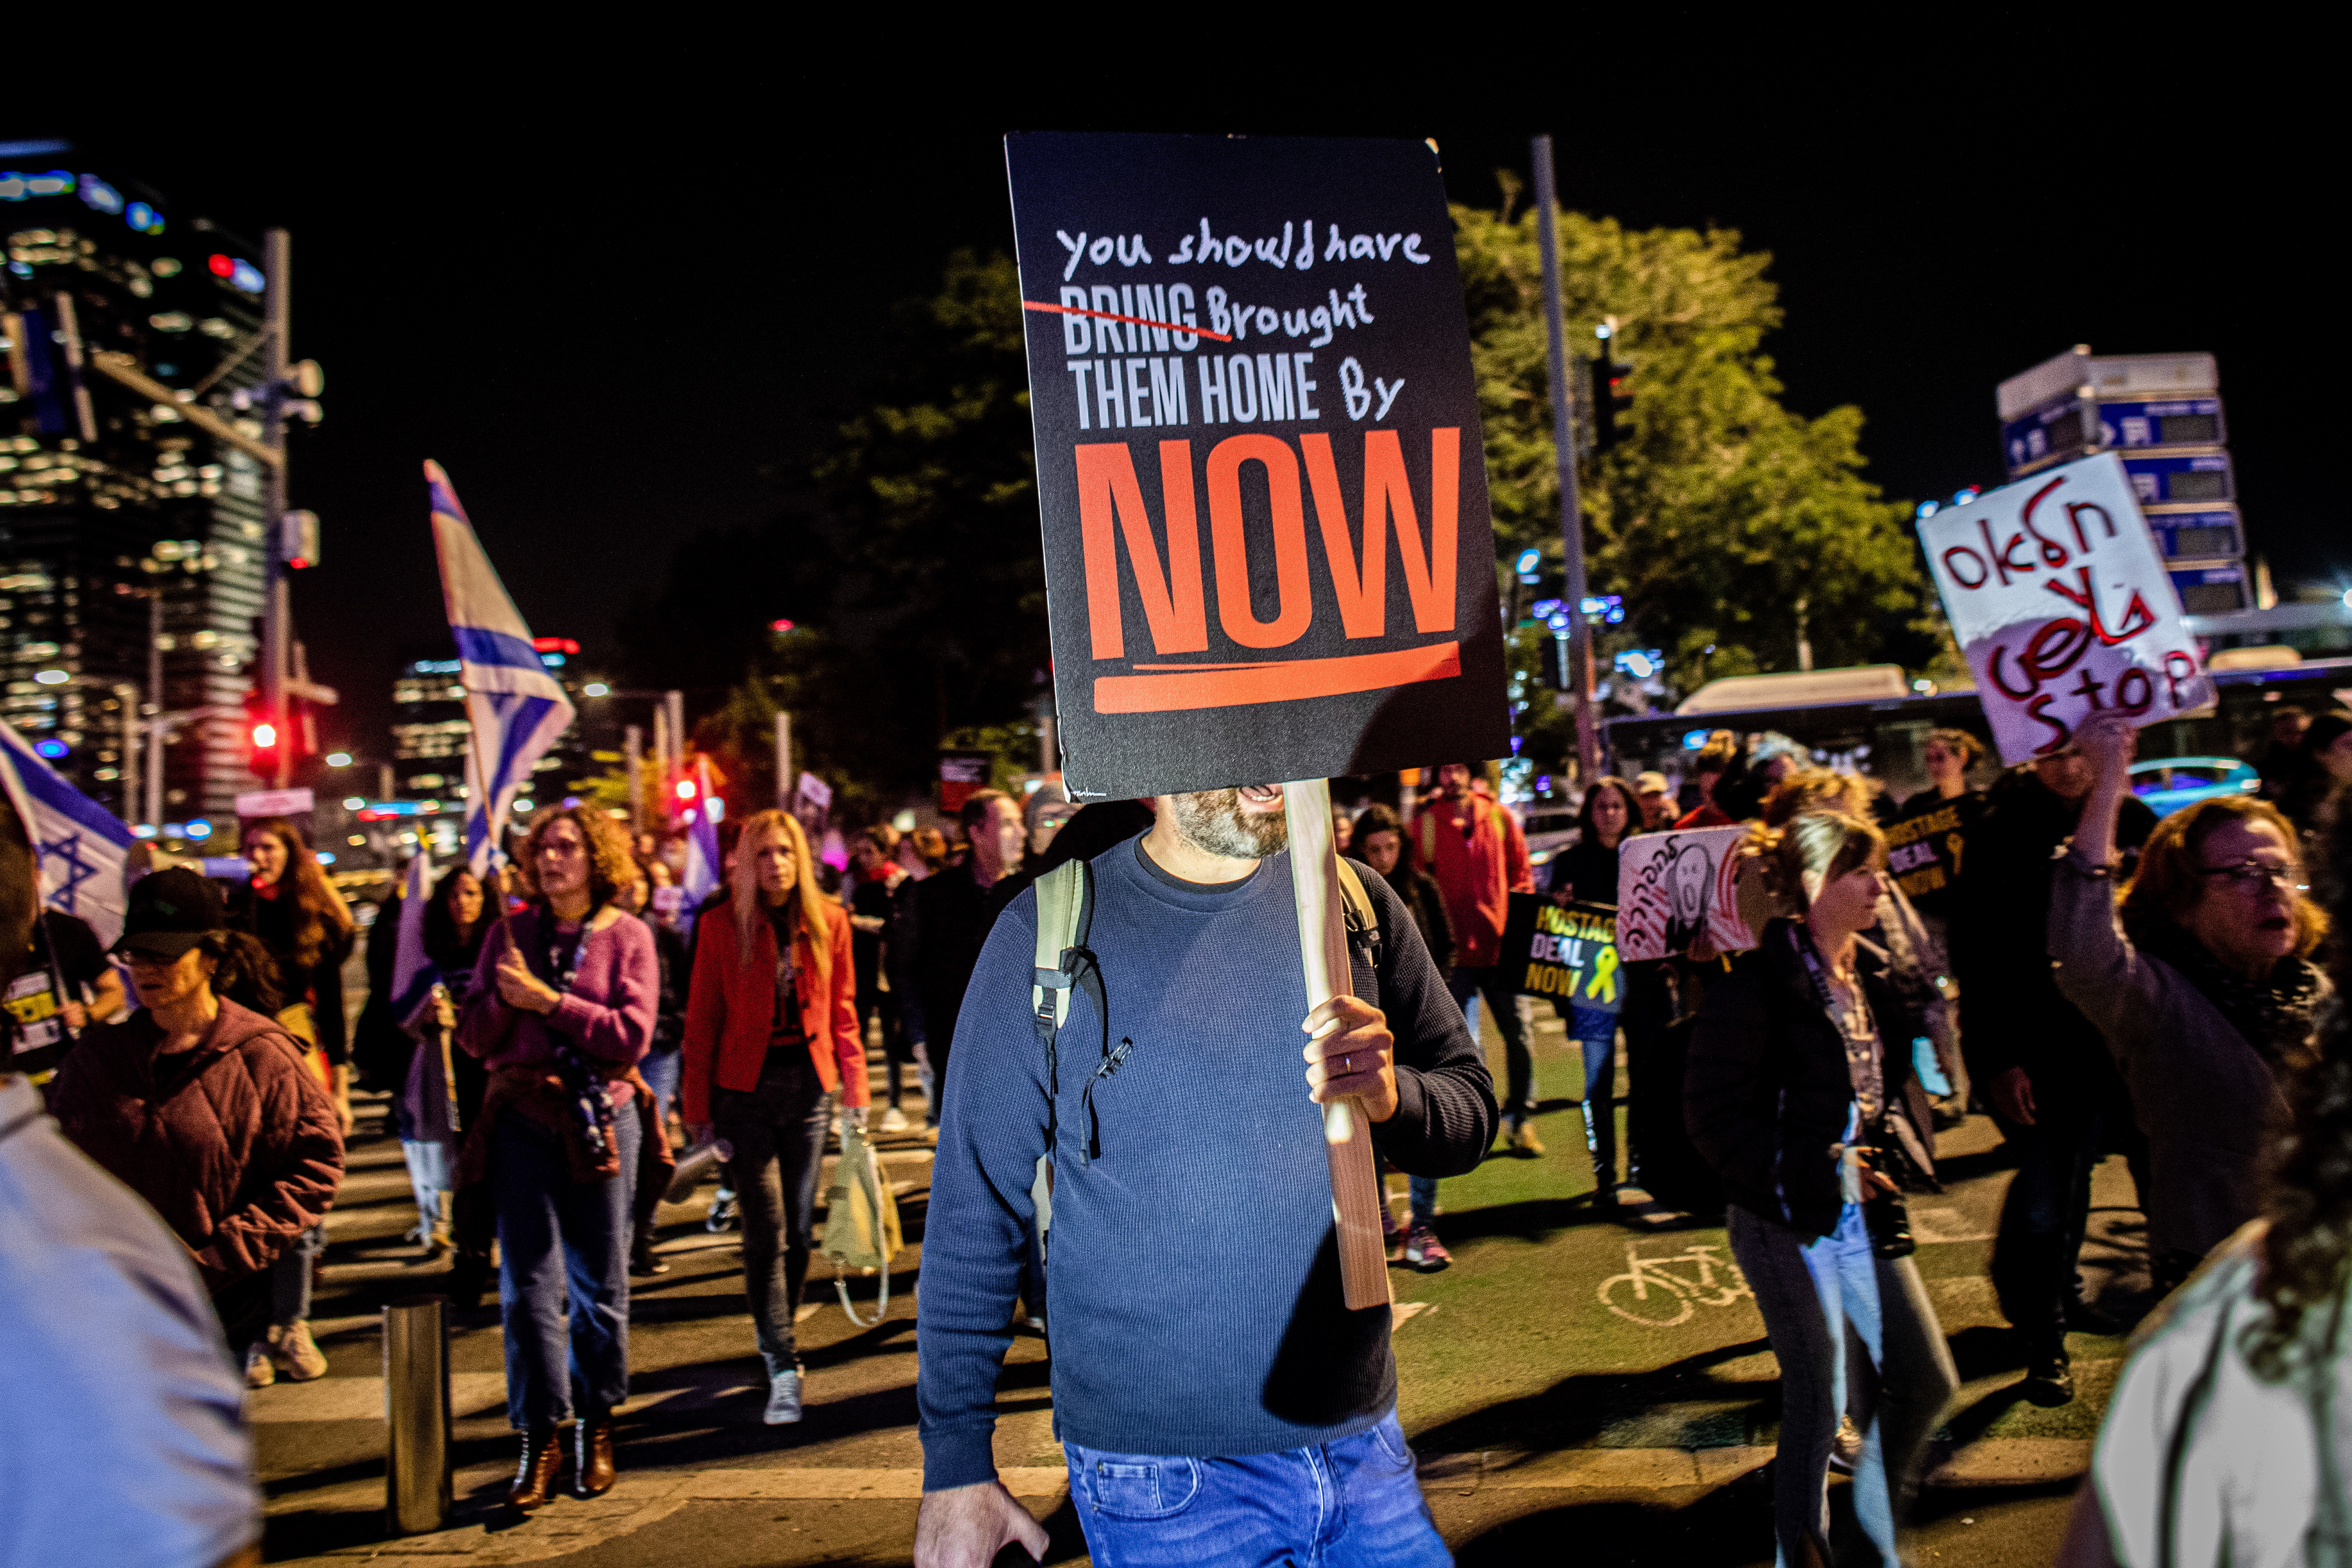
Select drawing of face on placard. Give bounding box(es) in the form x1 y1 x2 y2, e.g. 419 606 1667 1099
1614 826 1757 963
1919 452 2214 765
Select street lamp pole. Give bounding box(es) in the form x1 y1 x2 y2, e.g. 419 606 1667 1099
1532 135 1603 785
259 228 293 789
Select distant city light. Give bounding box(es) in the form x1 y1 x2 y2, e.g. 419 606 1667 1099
343 796 367 810
315 851 335 865
32 669 67 685
78 174 124 214
1683 730 1711 751
1514 549 1542 575
512 799 535 814
251 722 277 749
675 779 697 801
32 738 68 759
132 824 158 839
771 619 795 633
184 820 212 840
325 751 352 767
583 682 610 697
1594 323 1613 340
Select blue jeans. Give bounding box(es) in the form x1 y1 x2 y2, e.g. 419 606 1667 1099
490 1105 639 1429
1728 1203 1956 1568
1064 1411 1450 1567
1569 1006 1618 1188
641 1049 683 1126
1447 968 1534 1122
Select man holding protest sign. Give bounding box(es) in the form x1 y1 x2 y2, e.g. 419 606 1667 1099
914 130 1512 1568
914 787 1493 1565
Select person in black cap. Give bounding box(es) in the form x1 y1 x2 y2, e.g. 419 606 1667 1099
48 868 346 1367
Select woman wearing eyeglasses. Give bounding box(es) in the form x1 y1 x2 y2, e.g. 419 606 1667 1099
2052 709 2332 1297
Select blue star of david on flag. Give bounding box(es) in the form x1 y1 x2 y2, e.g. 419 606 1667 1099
427 461 578 875
1 717 136 947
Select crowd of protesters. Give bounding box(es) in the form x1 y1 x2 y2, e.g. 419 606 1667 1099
7 699 2352 1567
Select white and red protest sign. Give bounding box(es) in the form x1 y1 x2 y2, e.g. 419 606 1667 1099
1614 826 1757 963
1921 453 2212 764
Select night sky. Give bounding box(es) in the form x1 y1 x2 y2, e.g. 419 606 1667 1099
15 36 2324 763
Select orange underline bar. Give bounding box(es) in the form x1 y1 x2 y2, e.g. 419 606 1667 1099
1094 642 1462 714
1023 298 1234 344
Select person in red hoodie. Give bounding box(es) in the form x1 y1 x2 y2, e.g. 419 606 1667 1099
1413 763 1541 1154
50 868 346 1364
682 808 867 1429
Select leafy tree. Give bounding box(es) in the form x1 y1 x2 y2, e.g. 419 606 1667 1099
1454 192 1930 692
620 251 1045 816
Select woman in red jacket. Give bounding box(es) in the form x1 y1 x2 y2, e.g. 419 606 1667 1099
682 808 866 1427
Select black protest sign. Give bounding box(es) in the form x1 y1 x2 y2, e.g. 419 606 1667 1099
1502 894 1622 1016
1005 133 1510 803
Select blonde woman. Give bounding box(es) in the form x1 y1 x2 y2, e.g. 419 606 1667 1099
681 809 867 1426
1687 811 1957 1566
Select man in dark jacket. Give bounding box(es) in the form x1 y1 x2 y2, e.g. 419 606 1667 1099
1951 750 2156 1404
900 790 1026 1134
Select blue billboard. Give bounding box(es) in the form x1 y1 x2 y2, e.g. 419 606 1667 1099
2004 396 2225 476
2145 506 2242 564
2168 561 2248 615
2123 452 2232 505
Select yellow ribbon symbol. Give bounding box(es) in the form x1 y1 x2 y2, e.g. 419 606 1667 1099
1584 945 1620 1005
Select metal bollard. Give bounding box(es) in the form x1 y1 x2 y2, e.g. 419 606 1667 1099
383 1295 452 1535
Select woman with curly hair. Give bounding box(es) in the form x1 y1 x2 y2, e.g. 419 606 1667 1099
226 816 357 1389
456 804 661 1510
2051 710 2331 1300
2057 718 2352 1566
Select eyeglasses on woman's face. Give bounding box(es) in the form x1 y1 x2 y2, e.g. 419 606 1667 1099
2196 860 2307 893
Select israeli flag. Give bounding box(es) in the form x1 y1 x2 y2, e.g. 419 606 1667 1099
426 461 576 874
389 850 440 1035
680 755 723 938
0 717 137 948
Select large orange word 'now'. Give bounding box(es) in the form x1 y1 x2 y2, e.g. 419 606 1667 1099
1076 429 1461 662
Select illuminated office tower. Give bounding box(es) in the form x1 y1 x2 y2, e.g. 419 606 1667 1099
1 139 275 827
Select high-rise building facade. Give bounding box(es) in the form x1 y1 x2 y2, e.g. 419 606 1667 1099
1 140 277 826
390 638 598 843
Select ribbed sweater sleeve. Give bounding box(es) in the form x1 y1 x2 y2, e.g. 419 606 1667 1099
914 893 1050 1491
1352 863 1496 1175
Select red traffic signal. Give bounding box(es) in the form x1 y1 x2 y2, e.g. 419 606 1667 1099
243 690 282 776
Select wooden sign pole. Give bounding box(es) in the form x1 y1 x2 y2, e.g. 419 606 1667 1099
1283 778 1391 1311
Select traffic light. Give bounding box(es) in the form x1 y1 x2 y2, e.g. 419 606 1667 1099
244 689 282 777
1589 353 1634 453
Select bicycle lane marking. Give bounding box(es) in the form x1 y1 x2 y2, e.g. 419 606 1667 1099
1597 1239 1756 1329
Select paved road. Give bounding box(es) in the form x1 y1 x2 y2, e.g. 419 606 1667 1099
259 1006 2141 1564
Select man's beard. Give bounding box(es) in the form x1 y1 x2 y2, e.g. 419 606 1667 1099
1168 788 1289 859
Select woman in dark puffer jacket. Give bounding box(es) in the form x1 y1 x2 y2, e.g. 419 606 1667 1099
51 868 346 1362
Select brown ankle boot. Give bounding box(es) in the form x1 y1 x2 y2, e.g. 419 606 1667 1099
508 1427 562 1510
575 1414 617 1497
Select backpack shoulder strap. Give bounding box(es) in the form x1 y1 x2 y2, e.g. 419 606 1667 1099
1029 858 1099 1162
1031 859 1093 1043
1334 858 1378 939
1334 858 1385 975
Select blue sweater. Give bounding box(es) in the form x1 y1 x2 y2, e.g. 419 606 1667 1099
916 837 1497 1488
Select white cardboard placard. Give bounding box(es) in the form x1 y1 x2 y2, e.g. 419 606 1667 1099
1921 453 2212 764
1615 826 1757 963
